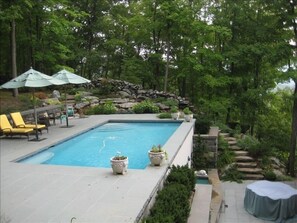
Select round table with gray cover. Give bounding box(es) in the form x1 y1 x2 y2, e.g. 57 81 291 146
244 180 297 223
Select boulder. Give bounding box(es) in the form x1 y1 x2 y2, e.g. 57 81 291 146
75 102 90 109
118 91 131 98
155 103 170 111
52 90 61 98
118 102 137 109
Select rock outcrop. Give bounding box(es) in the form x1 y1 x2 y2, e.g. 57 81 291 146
64 78 191 113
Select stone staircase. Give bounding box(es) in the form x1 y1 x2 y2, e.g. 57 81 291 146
220 133 264 180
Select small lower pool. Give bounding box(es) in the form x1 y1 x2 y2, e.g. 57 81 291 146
196 177 210 185
18 121 181 169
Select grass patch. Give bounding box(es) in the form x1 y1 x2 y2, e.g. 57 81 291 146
0 90 33 114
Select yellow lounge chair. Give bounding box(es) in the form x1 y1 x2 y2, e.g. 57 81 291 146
10 112 48 133
0 114 34 140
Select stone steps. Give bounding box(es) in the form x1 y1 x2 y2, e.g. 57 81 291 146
236 162 258 168
219 133 230 138
235 156 254 162
220 133 264 180
244 174 264 180
234 150 249 156
225 137 237 141
228 140 237 146
229 145 241 151
237 167 262 174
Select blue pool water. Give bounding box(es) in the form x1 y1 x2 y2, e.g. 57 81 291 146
196 177 210 185
19 122 181 169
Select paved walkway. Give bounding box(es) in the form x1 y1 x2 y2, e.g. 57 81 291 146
218 180 297 223
188 184 212 223
0 114 194 223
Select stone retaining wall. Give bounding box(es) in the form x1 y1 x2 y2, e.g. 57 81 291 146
194 127 219 167
72 78 191 113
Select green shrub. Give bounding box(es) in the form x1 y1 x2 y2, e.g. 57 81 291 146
46 98 61 105
237 135 262 157
160 99 178 107
192 138 212 170
258 156 272 169
276 174 294 181
183 107 192 115
194 117 211 134
217 137 234 168
132 100 159 113
84 107 95 115
102 101 117 114
158 112 172 119
144 165 194 223
145 184 190 223
74 93 82 102
165 165 195 193
85 101 116 115
218 136 229 151
221 165 244 183
217 148 235 169
215 122 232 134
263 170 277 181
237 135 272 158
170 106 178 113
237 135 260 151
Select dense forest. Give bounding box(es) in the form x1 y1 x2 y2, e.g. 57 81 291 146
0 0 296 176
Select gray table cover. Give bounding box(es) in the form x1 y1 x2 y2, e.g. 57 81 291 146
244 180 297 223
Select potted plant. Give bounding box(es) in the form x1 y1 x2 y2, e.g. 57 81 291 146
110 152 128 175
183 107 193 122
170 106 179 120
148 144 167 166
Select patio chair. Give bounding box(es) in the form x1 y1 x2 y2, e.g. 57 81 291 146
10 112 48 133
0 114 34 140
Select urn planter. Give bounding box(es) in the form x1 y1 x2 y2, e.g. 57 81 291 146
171 112 180 120
148 145 167 166
184 114 193 122
148 151 166 166
183 107 193 122
110 156 128 174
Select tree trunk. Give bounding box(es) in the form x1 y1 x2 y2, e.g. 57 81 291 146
288 80 297 177
288 0 297 177
164 40 170 92
11 19 18 97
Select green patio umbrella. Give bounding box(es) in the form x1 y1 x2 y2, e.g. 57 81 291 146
52 69 91 127
0 67 66 141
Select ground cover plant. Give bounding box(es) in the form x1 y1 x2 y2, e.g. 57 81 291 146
144 165 195 223
132 100 159 114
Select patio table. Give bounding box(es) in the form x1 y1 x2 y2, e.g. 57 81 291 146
244 180 297 222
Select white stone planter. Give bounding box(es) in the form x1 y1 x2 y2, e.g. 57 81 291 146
171 112 180 120
184 114 193 122
110 157 128 174
148 151 166 166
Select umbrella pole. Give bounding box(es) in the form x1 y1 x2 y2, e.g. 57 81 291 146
33 89 39 140
65 91 69 127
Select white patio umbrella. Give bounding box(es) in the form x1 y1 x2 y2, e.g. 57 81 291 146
0 67 66 141
52 69 91 127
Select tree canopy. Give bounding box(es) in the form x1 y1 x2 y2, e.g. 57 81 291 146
0 0 296 175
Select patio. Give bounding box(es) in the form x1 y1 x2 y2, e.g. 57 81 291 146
0 114 194 223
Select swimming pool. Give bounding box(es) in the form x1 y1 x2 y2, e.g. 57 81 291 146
196 177 210 185
19 121 181 169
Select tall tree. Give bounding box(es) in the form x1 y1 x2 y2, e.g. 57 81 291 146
0 0 33 96
266 0 297 176
288 0 297 177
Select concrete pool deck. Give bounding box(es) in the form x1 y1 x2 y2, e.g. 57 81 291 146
0 114 195 223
